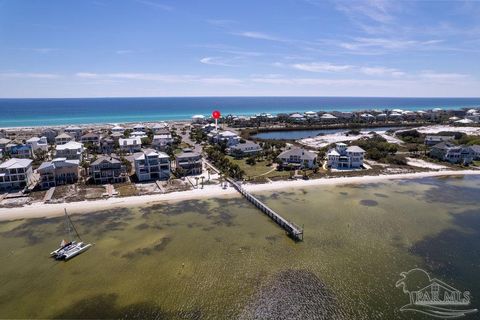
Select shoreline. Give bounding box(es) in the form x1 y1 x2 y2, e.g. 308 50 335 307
1 169 479 221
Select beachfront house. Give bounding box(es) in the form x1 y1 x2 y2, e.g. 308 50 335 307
26 136 49 153
111 125 125 134
100 138 115 154
37 158 79 189
55 141 84 161
132 124 146 133
175 149 202 175
327 143 366 169
152 133 173 150
0 138 11 150
424 135 455 146
208 130 240 147
429 142 474 165
152 122 168 133
7 144 32 158
64 126 83 140
80 132 101 145
277 148 317 169
89 156 128 184
228 141 263 157
134 149 170 181
55 132 74 145
320 113 337 122
469 145 480 160
0 158 33 191
41 128 58 144
119 137 142 153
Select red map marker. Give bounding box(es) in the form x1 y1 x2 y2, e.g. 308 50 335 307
212 110 221 119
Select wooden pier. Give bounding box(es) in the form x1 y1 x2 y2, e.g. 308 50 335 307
226 178 304 241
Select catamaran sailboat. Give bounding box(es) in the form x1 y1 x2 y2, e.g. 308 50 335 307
50 209 92 261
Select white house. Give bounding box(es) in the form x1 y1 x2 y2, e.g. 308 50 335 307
130 131 148 138
132 124 146 132
55 133 74 145
37 158 79 189
152 134 173 150
119 137 142 153
277 148 317 169
26 136 49 153
55 141 84 161
327 143 365 169
152 122 168 133
64 126 83 140
208 130 240 147
228 141 263 157
0 158 34 191
111 125 125 134
134 149 170 181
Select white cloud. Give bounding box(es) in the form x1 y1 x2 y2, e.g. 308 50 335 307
233 31 285 42
291 62 353 73
134 0 172 11
419 72 470 82
200 57 237 67
340 37 443 52
360 66 405 77
0 72 60 79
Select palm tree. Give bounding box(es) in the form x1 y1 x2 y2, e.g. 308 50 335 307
200 176 205 189
194 176 199 188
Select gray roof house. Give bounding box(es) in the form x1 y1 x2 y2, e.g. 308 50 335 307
176 149 202 175
327 143 366 169
89 156 127 184
430 142 474 165
228 141 262 157
0 158 34 191
277 148 317 169
37 158 79 189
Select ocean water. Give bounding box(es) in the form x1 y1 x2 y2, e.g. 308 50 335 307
0 96 479 127
0 175 479 319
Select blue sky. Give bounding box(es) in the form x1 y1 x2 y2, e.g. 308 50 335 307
1 0 479 98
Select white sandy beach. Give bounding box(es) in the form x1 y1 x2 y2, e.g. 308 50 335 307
1 170 479 221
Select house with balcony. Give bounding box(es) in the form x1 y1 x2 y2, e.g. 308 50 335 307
7 144 32 158
111 125 125 134
0 158 33 191
64 126 83 140
175 149 202 175
132 124 146 133
80 132 101 145
55 132 74 145
26 136 49 153
152 133 173 150
424 135 455 147
89 156 127 184
152 122 168 133
207 130 240 147
55 141 84 161
134 149 170 181
37 158 79 189
119 137 142 153
228 141 262 157
429 142 474 165
327 143 366 169
277 148 317 169
41 128 58 144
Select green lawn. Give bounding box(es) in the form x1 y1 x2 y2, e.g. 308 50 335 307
474 161 480 167
227 156 293 180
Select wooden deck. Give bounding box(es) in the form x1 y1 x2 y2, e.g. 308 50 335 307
43 187 55 203
227 178 304 241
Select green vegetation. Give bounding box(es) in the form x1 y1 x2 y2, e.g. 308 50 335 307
189 128 208 143
353 134 399 162
456 134 480 146
396 129 424 144
205 146 245 179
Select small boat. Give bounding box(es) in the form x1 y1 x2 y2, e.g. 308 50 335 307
51 209 92 261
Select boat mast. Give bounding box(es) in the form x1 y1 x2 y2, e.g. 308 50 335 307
64 208 72 242
65 209 83 242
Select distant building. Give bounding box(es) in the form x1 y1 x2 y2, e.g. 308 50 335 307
151 122 168 133
471 145 480 160
176 149 202 175
119 137 142 153
134 149 170 181
0 158 33 191
8 144 32 158
228 141 262 157
430 142 474 165
208 130 240 147
100 137 115 154
55 141 84 160
0 138 11 150
80 132 101 145
425 135 455 146
277 148 317 169
89 156 127 184
26 136 49 153
55 133 74 145
131 131 147 138
320 113 337 122
64 126 83 140
132 124 146 132
152 133 173 150
111 125 125 134
327 143 365 169
37 158 79 189
41 128 58 144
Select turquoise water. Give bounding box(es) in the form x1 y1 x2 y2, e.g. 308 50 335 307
0 96 479 127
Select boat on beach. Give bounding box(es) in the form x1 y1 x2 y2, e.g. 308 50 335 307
50 209 92 261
